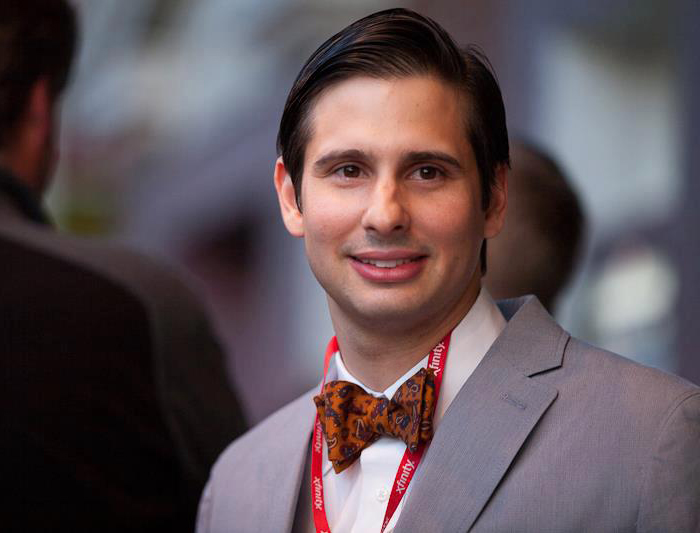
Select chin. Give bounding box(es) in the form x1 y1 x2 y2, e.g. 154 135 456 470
334 291 433 329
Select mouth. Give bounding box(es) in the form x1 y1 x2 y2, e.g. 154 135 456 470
353 257 422 268
349 252 427 282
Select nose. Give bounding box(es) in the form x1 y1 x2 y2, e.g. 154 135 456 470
361 175 410 236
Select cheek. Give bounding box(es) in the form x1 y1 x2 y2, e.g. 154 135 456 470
422 201 485 270
300 178 356 245
302 200 357 248
426 193 484 242
444 219 483 255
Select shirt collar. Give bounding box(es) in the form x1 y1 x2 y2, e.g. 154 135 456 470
434 287 505 427
334 349 429 401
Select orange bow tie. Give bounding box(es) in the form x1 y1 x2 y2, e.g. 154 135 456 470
313 367 437 474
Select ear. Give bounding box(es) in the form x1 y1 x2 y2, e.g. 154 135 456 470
25 77 53 141
274 157 304 237
484 163 508 239
3 78 55 192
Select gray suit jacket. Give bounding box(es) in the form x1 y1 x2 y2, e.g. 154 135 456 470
198 297 700 532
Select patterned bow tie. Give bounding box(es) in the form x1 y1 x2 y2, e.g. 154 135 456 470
313 367 436 474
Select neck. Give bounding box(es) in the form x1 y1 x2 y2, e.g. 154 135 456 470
330 281 481 391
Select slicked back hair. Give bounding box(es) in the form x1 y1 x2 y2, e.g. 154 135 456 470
0 0 77 148
277 7 510 213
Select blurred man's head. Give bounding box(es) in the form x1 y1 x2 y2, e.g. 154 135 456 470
484 140 585 311
0 0 77 193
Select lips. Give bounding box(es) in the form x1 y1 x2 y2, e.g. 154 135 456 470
350 252 426 282
356 257 417 268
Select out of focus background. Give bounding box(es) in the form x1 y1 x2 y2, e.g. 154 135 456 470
52 0 699 423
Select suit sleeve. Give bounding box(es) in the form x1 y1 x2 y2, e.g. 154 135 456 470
196 481 213 533
637 391 700 532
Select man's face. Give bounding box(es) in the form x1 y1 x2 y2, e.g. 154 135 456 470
275 75 506 331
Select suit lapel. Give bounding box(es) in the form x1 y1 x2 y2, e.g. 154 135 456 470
395 297 568 533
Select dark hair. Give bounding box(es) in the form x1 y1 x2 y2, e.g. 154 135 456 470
277 7 509 212
0 0 77 147
485 139 585 310
512 140 585 308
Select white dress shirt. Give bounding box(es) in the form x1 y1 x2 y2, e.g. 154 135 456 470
321 289 506 533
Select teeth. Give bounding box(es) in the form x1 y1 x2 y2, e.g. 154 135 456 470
360 258 414 268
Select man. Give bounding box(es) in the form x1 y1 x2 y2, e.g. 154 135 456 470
198 8 699 532
0 1 245 530
484 140 585 312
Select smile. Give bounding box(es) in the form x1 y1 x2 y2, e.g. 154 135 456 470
356 258 418 268
350 254 427 282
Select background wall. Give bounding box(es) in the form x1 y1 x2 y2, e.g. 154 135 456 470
53 0 700 422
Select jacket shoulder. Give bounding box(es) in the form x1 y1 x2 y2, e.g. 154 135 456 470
564 336 698 400
198 390 317 532
561 338 700 531
1 220 203 312
211 389 316 479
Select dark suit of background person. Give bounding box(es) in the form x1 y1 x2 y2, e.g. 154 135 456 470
0 2 246 531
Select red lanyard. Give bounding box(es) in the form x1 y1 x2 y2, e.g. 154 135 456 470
311 333 451 533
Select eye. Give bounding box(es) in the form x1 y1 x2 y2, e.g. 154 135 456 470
334 165 361 178
413 166 442 180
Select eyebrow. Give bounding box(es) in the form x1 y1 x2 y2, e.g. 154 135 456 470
403 151 463 170
312 149 369 172
312 149 463 172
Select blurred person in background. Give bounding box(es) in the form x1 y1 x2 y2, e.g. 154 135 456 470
0 1 245 530
484 139 585 312
199 8 699 532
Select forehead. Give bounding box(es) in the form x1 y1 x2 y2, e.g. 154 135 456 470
304 75 470 161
